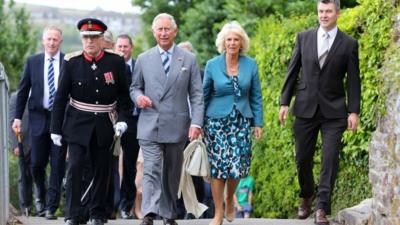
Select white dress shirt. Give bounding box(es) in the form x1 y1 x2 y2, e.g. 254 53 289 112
43 51 61 109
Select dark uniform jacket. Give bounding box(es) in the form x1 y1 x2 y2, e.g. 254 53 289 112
50 50 131 147
280 28 361 119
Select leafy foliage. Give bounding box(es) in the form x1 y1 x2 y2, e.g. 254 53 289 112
250 0 396 217
179 0 226 66
132 0 199 48
0 0 37 90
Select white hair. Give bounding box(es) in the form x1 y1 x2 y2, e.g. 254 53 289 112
42 25 63 40
177 41 194 52
151 13 177 30
215 21 249 54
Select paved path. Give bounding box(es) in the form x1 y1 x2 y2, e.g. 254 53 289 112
16 217 320 225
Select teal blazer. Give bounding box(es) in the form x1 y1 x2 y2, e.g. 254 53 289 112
203 54 264 127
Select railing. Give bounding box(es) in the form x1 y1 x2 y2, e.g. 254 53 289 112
0 62 10 225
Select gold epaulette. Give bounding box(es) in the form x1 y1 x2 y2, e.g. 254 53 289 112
104 48 124 57
64 51 83 61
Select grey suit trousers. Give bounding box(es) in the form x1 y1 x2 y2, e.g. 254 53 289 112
139 139 186 219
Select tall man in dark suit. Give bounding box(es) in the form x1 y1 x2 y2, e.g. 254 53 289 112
131 13 204 225
50 18 131 225
115 34 140 219
279 1 360 224
12 26 67 220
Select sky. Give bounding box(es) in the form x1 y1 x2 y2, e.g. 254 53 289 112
13 0 140 13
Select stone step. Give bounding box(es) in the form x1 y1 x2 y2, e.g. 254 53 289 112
16 216 323 225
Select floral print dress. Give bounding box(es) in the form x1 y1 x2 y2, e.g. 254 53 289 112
204 76 252 179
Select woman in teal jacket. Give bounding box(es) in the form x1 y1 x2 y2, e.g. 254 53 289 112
203 21 264 225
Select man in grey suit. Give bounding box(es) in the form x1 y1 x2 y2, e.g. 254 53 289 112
9 91 33 216
130 13 204 225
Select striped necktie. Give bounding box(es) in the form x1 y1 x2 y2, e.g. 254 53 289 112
162 51 171 76
48 57 56 110
318 32 330 68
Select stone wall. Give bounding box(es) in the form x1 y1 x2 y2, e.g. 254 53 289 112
368 13 400 225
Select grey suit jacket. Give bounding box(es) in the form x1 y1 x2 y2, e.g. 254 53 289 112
9 91 31 154
130 45 204 143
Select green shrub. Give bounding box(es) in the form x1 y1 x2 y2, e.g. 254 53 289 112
250 0 396 218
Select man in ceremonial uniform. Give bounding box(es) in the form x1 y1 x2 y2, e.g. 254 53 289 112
50 18 131 225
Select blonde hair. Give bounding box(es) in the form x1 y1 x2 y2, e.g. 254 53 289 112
215 21 249 54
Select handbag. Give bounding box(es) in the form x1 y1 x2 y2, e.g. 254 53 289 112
185 138 210 180
178 137 210 218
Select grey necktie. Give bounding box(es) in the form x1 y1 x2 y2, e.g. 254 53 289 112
318 32 330 68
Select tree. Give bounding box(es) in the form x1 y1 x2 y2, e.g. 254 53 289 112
132 0 200 46
132 0 358 65
179 0 227 66
0 0 37 90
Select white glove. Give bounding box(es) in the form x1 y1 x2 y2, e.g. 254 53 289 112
114 122 128 137
51 134 62 146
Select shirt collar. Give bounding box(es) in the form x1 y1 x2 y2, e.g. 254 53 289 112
157 44 175 55
126 58 133 67
45 51 60 61
318 26 338 39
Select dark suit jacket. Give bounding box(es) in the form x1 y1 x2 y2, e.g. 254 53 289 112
9 91 31 154
280 28 361 119
15 52 64 135
125 58 139 133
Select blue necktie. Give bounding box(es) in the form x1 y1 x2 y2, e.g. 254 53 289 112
162 51 170 76
48 57 55 110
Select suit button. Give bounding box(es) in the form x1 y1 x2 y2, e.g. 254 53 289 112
78 82 82 85
95 77 98 80
96 89 99 93
95 101 99 104
94 112 98 115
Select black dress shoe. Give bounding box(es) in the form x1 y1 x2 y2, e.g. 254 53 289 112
164 218 178 225
315 209 330 225
297 195 314 219
120 210 133 219
35 202 45 217
107 211 117 220
140 215 154 225
65 219 79 225
45 210 57 220
89 218 104 225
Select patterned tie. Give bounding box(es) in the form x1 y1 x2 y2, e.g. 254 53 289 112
162 51 171 76
318 32 330 68
48 57 55 110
